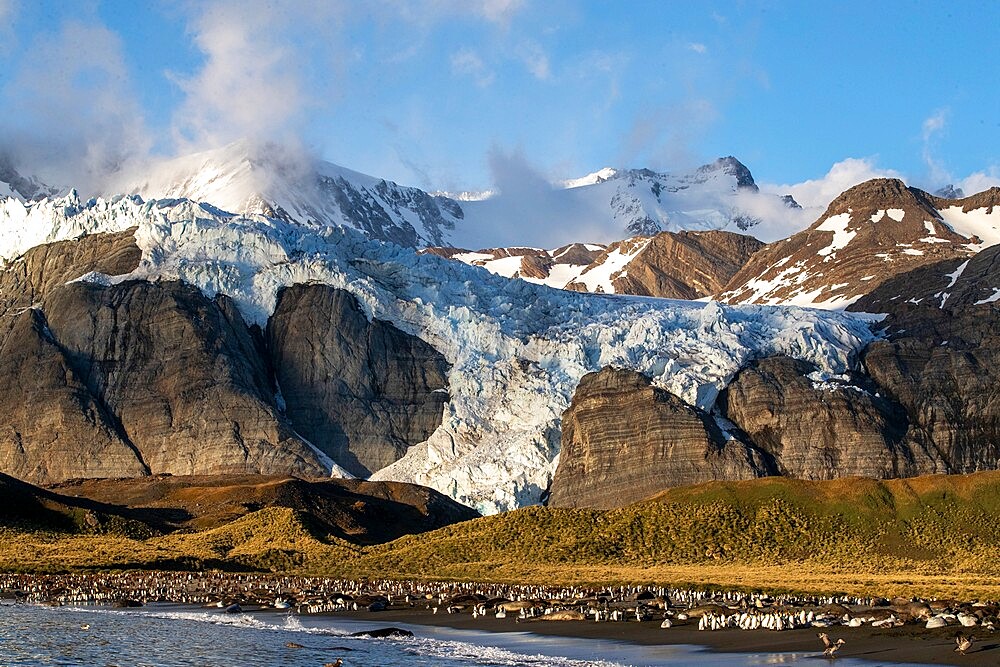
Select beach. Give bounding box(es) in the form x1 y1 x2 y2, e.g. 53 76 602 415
331 604 996 666
3 572 996 666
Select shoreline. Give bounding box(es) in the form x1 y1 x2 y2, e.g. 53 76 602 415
325 605 993 666
4 571 996 666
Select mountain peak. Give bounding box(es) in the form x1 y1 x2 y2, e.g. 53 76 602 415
699 156 758 191
821 178 939 225
0 156 60 201
935 184 965 199
112 139 462 248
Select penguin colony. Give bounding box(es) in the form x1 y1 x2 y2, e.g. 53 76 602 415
1 571 996 638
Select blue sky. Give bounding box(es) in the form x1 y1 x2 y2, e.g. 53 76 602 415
1 0 998 197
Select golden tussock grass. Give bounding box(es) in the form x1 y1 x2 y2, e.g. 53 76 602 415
3 473 1000 599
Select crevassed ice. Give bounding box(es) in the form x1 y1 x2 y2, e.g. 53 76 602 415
0 193 875 513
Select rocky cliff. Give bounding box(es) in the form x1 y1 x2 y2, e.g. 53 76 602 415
0 307 149 483
0 236 451 485
548 368 772 509
0 227 141 315
267 284 450 477
42 279 329 479
552 331 999 507
719 356 940 480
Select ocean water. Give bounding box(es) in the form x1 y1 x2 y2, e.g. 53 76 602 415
0 603 933 667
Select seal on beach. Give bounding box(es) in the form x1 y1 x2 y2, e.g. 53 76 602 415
349 627 413 638
955 633 976 655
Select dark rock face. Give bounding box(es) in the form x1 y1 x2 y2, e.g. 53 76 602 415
0 308 148 484
719 357 941 480
0 228 141 315
851 244 1000 474
863 307 1000 474
852 243 1000 315
41 280 329 478
267 285 450 477
0 231 455 486
548 368 772 509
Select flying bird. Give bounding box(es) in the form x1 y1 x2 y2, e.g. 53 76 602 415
818 632 846 657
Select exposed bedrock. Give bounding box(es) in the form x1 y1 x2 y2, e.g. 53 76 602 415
0 307 149 484
548 367 772 509
609 230 764 299
0 228 141 316
862 306 1000 473
719 356 941 480
267 284 451 478
41 279 330 478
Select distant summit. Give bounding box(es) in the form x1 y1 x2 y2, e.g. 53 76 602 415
0 156 60 201
450 155 809 248
935 184 965 199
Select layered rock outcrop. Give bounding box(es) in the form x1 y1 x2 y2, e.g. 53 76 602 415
41 280 329 478
852 242 1000 314
719 356 940 480
862 306 1000 474
0 308 148 484
572 230 764 299
548 368 772 509
0 228 140 315
268 285 450 477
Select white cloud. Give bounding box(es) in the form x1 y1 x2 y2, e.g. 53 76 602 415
517 40 550 80
956 168 1000 196
1 19 150 192
922 108 948 140
687 42 708 54
451 48 495 87
389 0 526 26
169 1 343 150
762 158 903 210
464 0 526 25
921 107 951 185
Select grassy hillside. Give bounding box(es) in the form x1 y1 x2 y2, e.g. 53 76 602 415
5 472 1000 598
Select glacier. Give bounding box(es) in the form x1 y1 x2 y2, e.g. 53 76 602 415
0 188 876 513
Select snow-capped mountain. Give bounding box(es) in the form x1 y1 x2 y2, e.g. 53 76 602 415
450 156 813 249
720 179 1000 309
0 157 61 202
109 140 464 248
0 169 874 513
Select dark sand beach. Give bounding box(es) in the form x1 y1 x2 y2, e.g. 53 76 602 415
333 605 997 666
